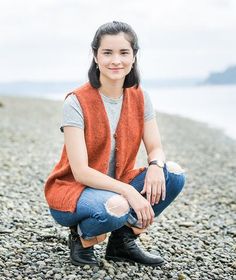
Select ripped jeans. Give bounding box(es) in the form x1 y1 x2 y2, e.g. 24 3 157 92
49 161 186 239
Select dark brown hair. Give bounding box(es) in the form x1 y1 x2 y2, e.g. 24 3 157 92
88 21 140 89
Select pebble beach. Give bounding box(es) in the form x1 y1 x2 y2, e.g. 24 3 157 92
0 96 235 280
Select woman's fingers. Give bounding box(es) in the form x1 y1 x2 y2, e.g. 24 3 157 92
149 205 155 225
140 180 147 195
135 204 154 228
136 210 143 227
146 184 152 204
141 211 148 228
146 180 165 205
155 182 162 204
141 206 152 228
162 181 166 201
151 185 157 205
146 181 166 205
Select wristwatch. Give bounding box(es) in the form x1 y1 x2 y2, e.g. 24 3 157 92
148 159 165 168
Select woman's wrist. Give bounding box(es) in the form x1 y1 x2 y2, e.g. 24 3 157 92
120 183 135 199
148 159 165 168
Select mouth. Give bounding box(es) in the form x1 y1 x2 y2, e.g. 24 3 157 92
109 68 123 71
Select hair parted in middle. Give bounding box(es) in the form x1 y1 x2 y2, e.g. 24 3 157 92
88 21 140 89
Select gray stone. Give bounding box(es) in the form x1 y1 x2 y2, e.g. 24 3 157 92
54 274 62 280
36 260 46 268
1 96 236 280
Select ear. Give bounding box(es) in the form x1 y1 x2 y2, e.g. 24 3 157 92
94 56 98 64
132 56 136 64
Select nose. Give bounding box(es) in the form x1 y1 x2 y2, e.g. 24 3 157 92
111 54 121 65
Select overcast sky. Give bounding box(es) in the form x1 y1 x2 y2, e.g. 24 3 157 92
0 0 236 82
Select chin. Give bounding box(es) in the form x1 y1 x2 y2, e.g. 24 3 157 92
106 75 126 81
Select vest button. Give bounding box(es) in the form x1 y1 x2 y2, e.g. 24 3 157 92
115 147 119 151
116 163 120 167
113 133 117 139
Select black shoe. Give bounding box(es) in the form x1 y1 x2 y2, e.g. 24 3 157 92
105 226 164 267
68 230 98 266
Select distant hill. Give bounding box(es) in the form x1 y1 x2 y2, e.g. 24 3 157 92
202 65 236 85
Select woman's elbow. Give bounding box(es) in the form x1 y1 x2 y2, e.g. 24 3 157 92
72 166 89 183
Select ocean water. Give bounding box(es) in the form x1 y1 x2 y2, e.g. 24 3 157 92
1 84 235 140
146 85 236 140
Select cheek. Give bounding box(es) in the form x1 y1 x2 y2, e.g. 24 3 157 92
96 54 108 65
123 57 134 66
99 58 110 67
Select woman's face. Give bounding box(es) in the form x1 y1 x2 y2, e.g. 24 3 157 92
95 32 135 84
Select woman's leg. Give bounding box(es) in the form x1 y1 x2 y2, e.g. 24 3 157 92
50 187 131 239
50 161 185 238
50 188 130 266
104 163 185 266
129 161 186 220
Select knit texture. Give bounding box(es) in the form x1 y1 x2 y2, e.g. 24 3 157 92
44 82 145 212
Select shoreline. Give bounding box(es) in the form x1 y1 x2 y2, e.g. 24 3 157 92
1 91 236 142
0 96 236 279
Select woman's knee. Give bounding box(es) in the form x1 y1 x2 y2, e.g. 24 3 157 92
104 194 130 218
91 194 130 222
166 161 185 175
97 194 130 228
166 161 186 194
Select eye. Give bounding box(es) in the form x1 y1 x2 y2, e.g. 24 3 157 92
103 51 111 55
121 52 129 55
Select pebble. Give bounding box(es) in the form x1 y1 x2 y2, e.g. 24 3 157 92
231 261 236 269
0 96 235 280
108 268 115 276
36 261 46 268
54 274 62 280
178 221 195 227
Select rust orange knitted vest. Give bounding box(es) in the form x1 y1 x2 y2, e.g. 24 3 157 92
44 82 145 212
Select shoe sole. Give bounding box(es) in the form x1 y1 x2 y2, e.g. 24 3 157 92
105 255 164 267
70 256 99 267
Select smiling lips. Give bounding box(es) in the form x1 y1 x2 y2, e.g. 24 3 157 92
109 68 123 70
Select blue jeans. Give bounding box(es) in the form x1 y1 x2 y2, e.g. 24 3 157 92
50 162 186 239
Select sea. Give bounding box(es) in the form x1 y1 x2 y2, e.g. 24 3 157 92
0 84 235 141
147 85 236 141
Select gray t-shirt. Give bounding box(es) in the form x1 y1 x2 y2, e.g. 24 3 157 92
61 90 156 178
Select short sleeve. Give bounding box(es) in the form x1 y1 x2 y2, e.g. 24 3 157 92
143 90 156 121
60 94 84 133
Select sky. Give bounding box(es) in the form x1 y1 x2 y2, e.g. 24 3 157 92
0 0 236 82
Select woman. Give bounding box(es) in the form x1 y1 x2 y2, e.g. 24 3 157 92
44 21 186 267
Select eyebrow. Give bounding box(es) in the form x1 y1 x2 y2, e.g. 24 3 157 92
101 48 131 51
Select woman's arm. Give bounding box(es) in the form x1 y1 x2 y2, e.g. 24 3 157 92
64 126 154 228
64 126 129 195
141 118 166 205
142 118 166 163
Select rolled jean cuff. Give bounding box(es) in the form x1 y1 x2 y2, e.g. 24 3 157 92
76 224 96 240
127 213 143 229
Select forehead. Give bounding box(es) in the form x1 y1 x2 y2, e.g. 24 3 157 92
99 33 132 49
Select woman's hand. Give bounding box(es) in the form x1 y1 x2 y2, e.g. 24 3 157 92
124 188 155 228
141 165 166 206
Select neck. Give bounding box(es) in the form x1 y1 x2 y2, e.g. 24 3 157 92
99 76 124 99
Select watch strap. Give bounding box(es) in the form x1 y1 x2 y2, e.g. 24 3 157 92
148 160 165 168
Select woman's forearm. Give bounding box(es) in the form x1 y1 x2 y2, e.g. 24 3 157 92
147 147 166 163
74 166 135 198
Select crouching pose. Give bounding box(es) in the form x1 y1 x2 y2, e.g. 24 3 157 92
44 21 186 267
